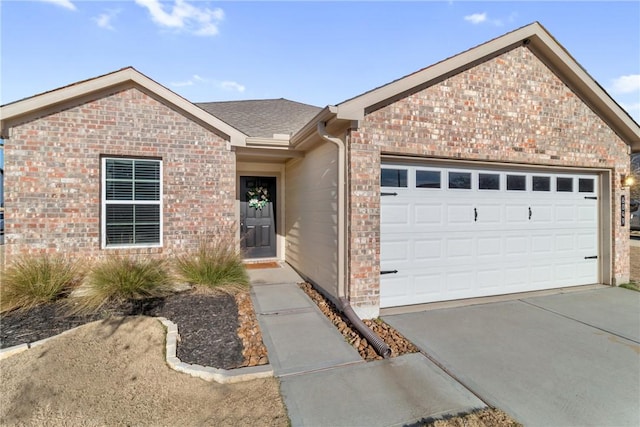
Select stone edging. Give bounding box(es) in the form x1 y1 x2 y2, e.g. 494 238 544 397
157 317 273 384
0 317 274 384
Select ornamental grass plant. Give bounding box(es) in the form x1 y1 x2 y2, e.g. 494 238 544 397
0 254 81 313
72 256 173 313
175 238 249 294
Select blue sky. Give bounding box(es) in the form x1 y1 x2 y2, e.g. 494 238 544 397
1 1 639 122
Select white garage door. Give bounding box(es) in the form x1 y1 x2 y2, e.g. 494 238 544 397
380 164 600 308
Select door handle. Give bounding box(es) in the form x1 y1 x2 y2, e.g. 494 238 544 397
528 207 532 220
474 207 478 222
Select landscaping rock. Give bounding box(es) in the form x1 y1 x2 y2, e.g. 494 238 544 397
299 282 418 361
236 291 269 367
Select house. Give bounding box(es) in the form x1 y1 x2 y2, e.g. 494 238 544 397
1 22 638 318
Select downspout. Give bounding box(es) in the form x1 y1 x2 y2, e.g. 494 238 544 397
317 121 391 359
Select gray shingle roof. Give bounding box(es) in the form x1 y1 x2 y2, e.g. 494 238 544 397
196 98 322 138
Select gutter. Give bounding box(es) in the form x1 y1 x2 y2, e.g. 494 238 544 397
317 121 391 359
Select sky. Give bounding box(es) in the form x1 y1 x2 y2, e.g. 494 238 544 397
0 0 639 124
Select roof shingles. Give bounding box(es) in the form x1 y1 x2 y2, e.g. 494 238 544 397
197 98 322 138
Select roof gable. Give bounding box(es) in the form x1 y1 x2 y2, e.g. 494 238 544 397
334 22 639 152
0 67 248 146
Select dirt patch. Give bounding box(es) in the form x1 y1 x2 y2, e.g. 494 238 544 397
300 282 418 361
0 316 288 426
630 246 640 282
422 408 521 427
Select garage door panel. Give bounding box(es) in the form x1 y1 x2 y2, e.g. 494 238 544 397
531 204 554 224
447 204 474 224
414 203 444 225
578 205 597 223
577 232 597 251
555 234 575 252
506 205 529 223
380 239 410 262
476 204 502 223
505 236 528 254
413 273 444 297
531 264 553 285
477 269 504 290
555 262 575 282
446 270 475 292
504 266 529 288
555 205 577 222
380 164 600 308
446 237 474 259
531 234 553 253
381 203 410 226
477 237 502 257
414 239 443 261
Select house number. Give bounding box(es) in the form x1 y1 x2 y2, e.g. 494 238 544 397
621 195 626 227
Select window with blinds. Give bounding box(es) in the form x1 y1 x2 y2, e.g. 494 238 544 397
102 158 162 247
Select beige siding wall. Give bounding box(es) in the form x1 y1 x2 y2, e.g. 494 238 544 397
285 142 339 300
4 86 236 261
347 45 631 313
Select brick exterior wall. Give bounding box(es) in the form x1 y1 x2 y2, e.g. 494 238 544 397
347 46 631 311
4 86 236 261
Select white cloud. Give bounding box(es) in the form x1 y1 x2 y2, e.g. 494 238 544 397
135 0 224 36
171 80 194 87
93 9 120 31
464 13 487 25
464 12 508 26
610 75 640 94
38 0 76 11
220 81 246 93
170 75 246 93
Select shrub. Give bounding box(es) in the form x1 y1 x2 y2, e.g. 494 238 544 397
175 239 249 293
74 256 173 312
0 254 81 313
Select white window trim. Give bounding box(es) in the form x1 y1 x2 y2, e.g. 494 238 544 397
101 157 163 249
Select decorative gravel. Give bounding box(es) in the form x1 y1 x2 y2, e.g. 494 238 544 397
300 282 418 361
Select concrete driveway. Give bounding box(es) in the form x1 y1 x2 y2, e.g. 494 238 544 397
383 287 640 427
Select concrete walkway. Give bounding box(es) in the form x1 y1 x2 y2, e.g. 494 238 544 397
248 263 486 427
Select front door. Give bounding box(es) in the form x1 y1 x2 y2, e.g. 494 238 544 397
240 176 277 258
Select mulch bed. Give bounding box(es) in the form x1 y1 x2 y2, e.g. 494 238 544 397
1 290 267 370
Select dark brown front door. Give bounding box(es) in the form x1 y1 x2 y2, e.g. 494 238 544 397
240 176 276 258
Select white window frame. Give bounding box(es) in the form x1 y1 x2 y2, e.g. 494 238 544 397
101 157 163 249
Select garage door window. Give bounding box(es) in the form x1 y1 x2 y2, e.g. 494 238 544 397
448 172 471 189
507 175 527 191
557 177 573 192
532 176 551 192
479 173 500 190
579 178 595 193
381 169 408 187
416 170 441 188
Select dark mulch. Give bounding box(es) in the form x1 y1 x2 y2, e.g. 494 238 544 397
0 291 244 370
